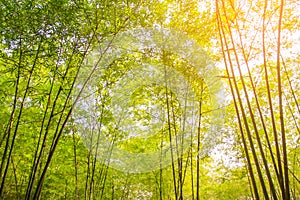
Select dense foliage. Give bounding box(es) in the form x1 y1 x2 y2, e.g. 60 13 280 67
0 0 299 199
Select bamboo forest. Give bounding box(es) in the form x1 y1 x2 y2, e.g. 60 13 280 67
1 0 300 199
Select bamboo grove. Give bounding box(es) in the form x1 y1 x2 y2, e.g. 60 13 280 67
216 0 300 199
0 0 300 199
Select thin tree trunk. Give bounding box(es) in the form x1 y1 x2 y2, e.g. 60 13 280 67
72 127 79 200
1 37 42 197
164 58 177 200
196 82 203 200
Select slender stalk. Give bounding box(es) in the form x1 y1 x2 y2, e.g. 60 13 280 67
190 143 194 200
0 41 22 187
85 149 91 200
169 91 182 200
196 82 203 200
220 0 277 198
72 126 79 200
11 156 20 199
281 56 300 116
89 103 105 199
1 37 42 196
26 42 69 200
216 1 260 198
262 0 285 197
163 58 177 200
232 0 282 193
276 0 290 198
33 41 89 198
159 136 164 199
